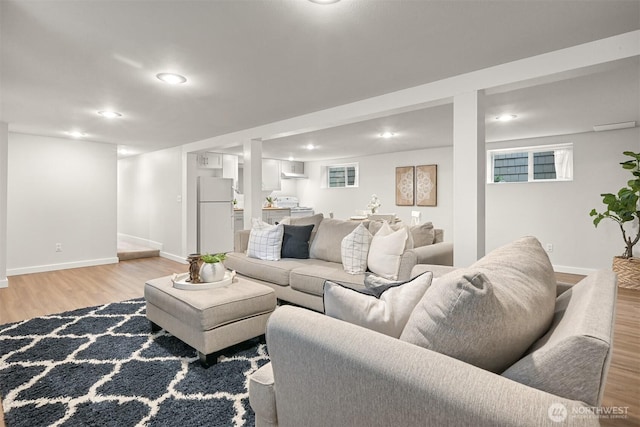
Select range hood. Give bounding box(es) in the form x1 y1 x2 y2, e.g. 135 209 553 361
281 172 308 179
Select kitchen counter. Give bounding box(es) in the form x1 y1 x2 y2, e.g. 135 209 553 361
233 208 292 227
234 207 291 211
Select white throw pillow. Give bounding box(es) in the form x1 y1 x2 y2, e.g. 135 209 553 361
367 222 408 280
341 223 372 274
247 222 284 261
368 220 414 250
323 271 433 338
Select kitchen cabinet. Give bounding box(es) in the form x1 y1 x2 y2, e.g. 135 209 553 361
262 159 281 191
234 208 290 227
198 152 223 169
281 160 304 175
234 210 245 232
222 154 239 190
262 208 291 225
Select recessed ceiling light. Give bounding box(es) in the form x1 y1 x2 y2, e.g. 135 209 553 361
66 131 87 138
496 114 517 122
308 0 340 4
118 148 130 155
306 144 315 150
98 110 122 119
379 132 396 139
156 73 187 84
288 156 294 161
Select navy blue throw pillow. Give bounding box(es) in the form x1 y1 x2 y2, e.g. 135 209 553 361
281 224 314 259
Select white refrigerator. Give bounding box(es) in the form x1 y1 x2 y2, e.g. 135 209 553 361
198 177 234 254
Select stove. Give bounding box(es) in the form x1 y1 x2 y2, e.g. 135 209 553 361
277 196 315 218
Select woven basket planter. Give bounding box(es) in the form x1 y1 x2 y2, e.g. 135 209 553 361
612 256 640 290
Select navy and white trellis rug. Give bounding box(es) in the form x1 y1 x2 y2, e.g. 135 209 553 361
0 298 268 427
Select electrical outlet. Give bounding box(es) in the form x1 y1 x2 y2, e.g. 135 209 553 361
177 195 182 203
55 243 62 252
546 243 553 253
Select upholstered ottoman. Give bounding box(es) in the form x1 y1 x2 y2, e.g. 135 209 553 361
144 275 277 367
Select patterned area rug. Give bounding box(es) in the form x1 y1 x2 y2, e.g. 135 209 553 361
0 299 269 427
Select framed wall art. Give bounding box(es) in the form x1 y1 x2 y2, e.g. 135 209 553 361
395 166 415 206
416 164 437 206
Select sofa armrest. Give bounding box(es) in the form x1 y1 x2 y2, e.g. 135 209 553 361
397 242 453 280
556 281 574 296
266 306 597 427
234 230 251 253
249 363 278 427
411 263 457 278
410 241 453 266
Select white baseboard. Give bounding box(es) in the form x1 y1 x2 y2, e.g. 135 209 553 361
117 233 163 250
160 251 188 264
7 257 119 277
0 278 7 288
552 264 598 276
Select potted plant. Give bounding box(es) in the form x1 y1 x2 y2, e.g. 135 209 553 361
199 253 227 283
265 196 277 208
367 194 381 214
590 151 640 288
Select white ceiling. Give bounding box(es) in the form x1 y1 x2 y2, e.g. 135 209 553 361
1 0 639 160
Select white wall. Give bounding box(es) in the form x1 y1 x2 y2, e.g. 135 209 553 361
486 127 640 273
118 146 183 261
298 147 454 240
7 133 118 275
0 123 8 287
296 127 639 273
270 178 298 201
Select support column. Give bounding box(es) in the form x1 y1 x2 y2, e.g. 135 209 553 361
0 122 8 287
243 139 263 227
452 91 486 267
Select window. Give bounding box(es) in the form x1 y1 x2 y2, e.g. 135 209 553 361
327 163 359 188
488 144 573 183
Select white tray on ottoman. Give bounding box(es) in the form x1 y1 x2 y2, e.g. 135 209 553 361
144 274 277 367
170 271 234 290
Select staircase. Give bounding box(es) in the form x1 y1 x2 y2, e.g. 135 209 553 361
117 239 160 261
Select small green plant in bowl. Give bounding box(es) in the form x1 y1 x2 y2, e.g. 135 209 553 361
199 253 227 282
200 253 227 263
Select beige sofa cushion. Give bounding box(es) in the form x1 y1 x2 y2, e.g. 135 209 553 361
225 252 312 286
400 236 557 373
280 213 324 231
410 222 436 247
289 262 366 297
310 218 362 263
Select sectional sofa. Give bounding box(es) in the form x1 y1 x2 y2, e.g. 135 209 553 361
249 237 617 427
224 214 453 312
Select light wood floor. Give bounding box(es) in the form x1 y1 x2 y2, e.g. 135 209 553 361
0 261 638 426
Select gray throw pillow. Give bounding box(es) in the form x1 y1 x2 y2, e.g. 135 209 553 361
399 236 557 373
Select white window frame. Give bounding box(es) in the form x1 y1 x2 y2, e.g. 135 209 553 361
327 163 359 188
487 143 573 184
